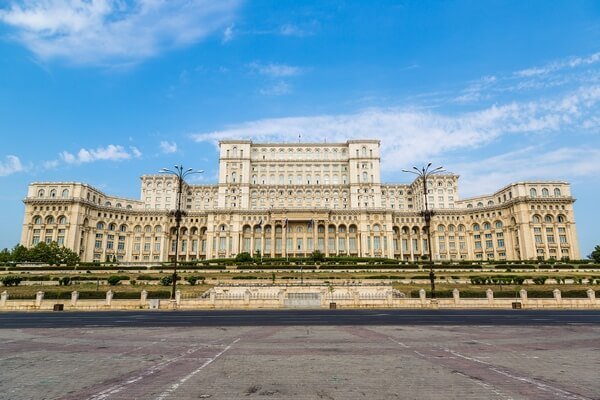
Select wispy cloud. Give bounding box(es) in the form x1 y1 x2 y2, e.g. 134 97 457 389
159 141 178 154
515 52 600 77
0 155 23 177
59 144 141 164
453 146 600 197
248 62 303 77
0 0 242 66
192 85 600 170
279 24 314 37
259 81 291 96
222 24 235 43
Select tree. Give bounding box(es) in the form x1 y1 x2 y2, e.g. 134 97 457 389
235 252 253 263
0 248 10 263
310 250 325 263
589 245 600 263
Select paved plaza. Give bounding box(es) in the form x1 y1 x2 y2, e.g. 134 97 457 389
0 311 598 399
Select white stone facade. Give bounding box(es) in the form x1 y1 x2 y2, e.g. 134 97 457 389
21 140 580 262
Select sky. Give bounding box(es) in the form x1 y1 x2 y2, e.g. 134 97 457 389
0 0 599 256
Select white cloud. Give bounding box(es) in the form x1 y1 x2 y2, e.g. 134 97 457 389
0 0 242 66
249 62 303 77
259 81 291 96
0 155 23 176
515 52 600 77
192 85 600 170
222 24 235 43
130 146 142 158
159 141 177 154
59 144 137 164
279 24 312 37
453 146 600 198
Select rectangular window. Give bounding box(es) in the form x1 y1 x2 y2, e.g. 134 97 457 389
265 238 272 252
143 242 150 252
57 236 65 246
393 239 398 251
297 238 304 251
412 238 418 252
559 235 567 244
171 240 177 252
474 234 481 240
535 235 543 244
475 241 482 249
219 237 226 251
422 239 428 253
243 238 250 252
154 242 161 252
133 243 140 251
287 238 293 252
317 237 324 251
192 239 198 252
486 240 493 248
558 227 566 234
328 237 335 252
201 239 206 252
496 232 504 238
497 239 505 248
402 238 408 252
485 233 492 239
276 238 282 252
338 237 345 252
459 241 466 250
255 238 261 252
349 237 356 251
307 237 313 251
534 227 541 233
547 235 555 244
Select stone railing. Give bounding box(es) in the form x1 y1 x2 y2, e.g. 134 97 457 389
0 287 598 311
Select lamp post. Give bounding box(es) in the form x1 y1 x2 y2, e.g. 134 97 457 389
160 165 204 301
402 163 445 299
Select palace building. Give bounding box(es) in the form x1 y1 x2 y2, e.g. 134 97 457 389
20 140 580 262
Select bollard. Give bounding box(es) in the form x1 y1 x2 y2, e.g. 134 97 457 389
140 290 148 305
175 290 182 306
106 290 113 306
587 289 596 302
419 288 426 305
71 291 79 306
35 291 44 307
553 289 562 303
486 288 494 304
519 289 528 302
452 288 460 305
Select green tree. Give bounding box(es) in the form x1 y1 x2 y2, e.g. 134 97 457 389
589 245 600 263
235 252 253 263
310 250 325 263
0 248 10 263
11 244 29 262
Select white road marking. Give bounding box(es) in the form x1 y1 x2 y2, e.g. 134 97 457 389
155 338 240 400
388 338 410 348
445 348 590 400
86 343 224 400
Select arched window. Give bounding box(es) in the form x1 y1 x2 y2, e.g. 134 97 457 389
483 222 491 230
134 225 142 233
108 223 116 231
33 216 42 224
487 200 494 206
557 215 566 223
46 216 54 224
544 215 553 223
105 201 112 207
472 223 480 231
495 221 503 229
231 172 237 183
530 188 537 198
61 189 69 198
120 224 127 232
467 204 473 208
155 225 162 233
362 172 368 182
57 216 67 225
96 222 105 230
50 189 56 198
437 225 445 232
458 224 465 232
144 225 152 233
542 188 549 197
554 188 561 197
532 215 541 224
477 202 483 207
37 189 45 197
372 224 381 232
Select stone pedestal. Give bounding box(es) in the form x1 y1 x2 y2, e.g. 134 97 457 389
35 291 44 307
71 291 79 306
106 290 113 306
0 291 8 307
452 288 460 305
486 288 494 304
140 290 148 305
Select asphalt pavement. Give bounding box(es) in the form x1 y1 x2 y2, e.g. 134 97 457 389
1 308 600 328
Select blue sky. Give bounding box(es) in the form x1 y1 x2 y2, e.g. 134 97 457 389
0 0 599 256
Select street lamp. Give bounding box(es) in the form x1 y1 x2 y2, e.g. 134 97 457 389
402 163 445 299
160 165 204 301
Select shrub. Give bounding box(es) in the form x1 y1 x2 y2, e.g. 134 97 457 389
58 276 71 286
107 275 129 286
532 276 548 285
185 276 204 286
1 275 22 286
160 276 173 286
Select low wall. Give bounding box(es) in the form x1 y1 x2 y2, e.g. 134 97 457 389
1 286 598 311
